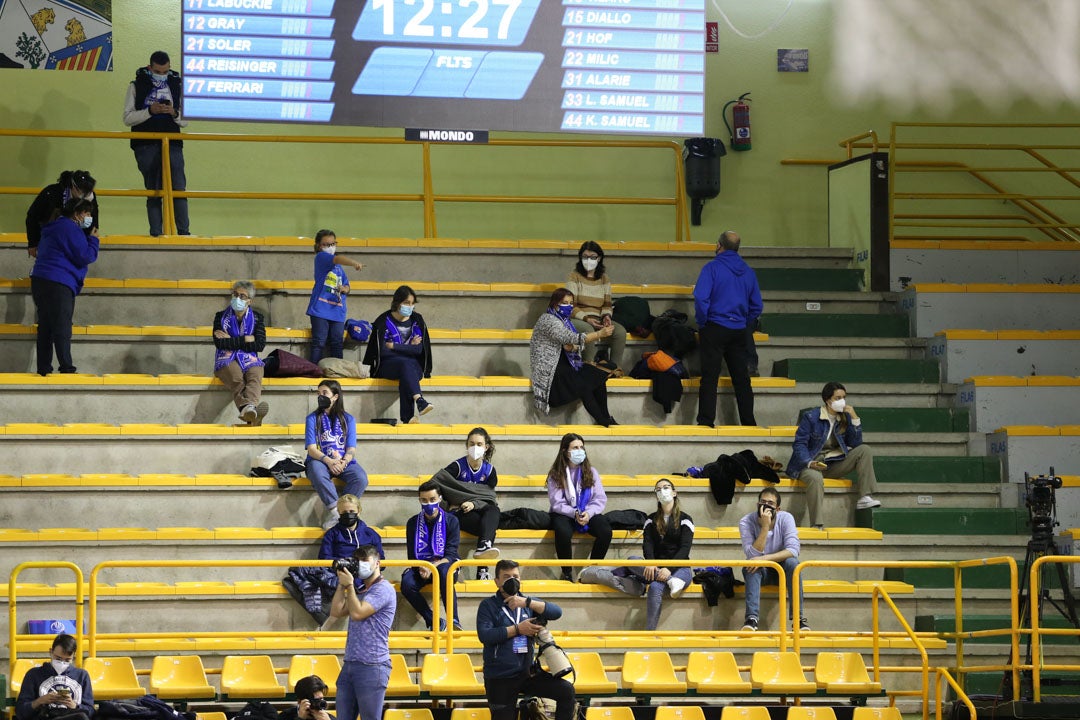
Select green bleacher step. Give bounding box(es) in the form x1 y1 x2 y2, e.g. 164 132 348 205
760 313 908 338
875 456 1002 485
755 267 864 292
774 358 940 383
963 671 1080 696
884 562 1066 589
916 614 1080 645
856 407 969 433
856 507 1027 535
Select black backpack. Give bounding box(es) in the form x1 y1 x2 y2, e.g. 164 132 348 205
652 310 698 359
237 702 279 720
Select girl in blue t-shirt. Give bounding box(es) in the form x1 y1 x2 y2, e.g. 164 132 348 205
306 229 364 363
304 379 369 529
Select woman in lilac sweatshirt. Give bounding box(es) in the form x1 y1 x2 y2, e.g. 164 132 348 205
30 198 99 376
546 432 612 582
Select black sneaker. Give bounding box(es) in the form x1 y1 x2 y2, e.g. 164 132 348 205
476 567 491 581
417 397 434 416
741 616 759 631
560 570 574 583
799 617 811 632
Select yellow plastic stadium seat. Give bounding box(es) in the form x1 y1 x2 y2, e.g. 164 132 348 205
749 652 817 694
221 655 285 698
450 709 491 720
198 714 227 720
566 652 618 694
720 709 772 720
585 709 635 720
814 652 882 694
654 709 705 720
383 710 434 720
150 655 216 699
386 654 421 697
9 658 35 696
287 655 340 696
620 651 687 694
786 709 837 720
685 651 752 694
419 653 484 696
85 656 146 700
851 708 902 720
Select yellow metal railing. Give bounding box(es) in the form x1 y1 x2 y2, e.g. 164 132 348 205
9 562 85 667
1028 555 1080 702
0 129 690 242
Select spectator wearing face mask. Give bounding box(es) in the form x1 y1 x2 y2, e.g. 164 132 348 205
213 280 268 425
566 241 626 368
441 427 502 579
547 433 611 583
306 380 369 529
307 229 364 363
25 170 99 258
787 381 880 529
15 633 94 720
319 494 383 562
401 480 461 630
279 675 333 720
30 198 100 377
530 287 617 427
364 285 433 424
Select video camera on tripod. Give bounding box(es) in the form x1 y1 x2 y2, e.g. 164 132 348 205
1023 467 1062 546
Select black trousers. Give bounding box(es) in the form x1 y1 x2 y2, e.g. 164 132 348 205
456 503 500 546
550 512 612 576
697 322 756 426
485 671 576 720
31 275 77 375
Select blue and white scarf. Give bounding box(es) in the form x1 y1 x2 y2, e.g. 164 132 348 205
316 413 347 459
414 511 446 560
551 308 583 370
564 466 593 532
214 306 264 372
383 317 420 345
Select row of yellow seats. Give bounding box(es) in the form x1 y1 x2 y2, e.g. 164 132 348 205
9 651 883 703
387 708 901 720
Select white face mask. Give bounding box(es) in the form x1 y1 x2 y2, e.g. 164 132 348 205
829 398 846 413
568 448 586 465
355 561 374 580
320 245 336 256
655 488 674 505
79 215 93 229
467 445 486 461
582 257 599 272
152 72 169 82
51 659 71 675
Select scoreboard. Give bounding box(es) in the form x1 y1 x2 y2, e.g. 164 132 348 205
181 0 705 136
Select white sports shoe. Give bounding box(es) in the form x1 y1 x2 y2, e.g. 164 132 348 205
856 495 882 510
667 576 687 598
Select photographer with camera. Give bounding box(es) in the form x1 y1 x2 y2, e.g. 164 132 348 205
279 676 333 720
328 545 395 720
15 634 93 720
476 560 576 720
738 487 807 633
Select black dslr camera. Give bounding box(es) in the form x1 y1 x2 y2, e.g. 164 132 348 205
332 557 359 575
310 699 327 712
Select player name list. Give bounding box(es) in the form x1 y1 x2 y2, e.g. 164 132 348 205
560 0 705 134
181 0 337 123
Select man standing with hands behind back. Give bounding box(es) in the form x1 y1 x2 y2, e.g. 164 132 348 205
693 230 762 427
123 50 189 236
738 487 808 633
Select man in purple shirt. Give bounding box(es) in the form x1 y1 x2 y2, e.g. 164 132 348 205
738 487 808 632
329 544 395 720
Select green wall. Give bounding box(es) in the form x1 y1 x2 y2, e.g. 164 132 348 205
1 0 1077 246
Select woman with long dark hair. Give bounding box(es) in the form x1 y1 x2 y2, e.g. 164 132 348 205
305 379 369 529
25 169 98 258
546 433 611 582
567 241 626 367
364 285 434 424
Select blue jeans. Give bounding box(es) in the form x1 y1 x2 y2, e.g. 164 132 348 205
133 142 189 236
400 564 458 628
336 660 390 720
644 567 693 631
742 556 804 621
309 316 344 363
305 458 368 508
375 355 424 422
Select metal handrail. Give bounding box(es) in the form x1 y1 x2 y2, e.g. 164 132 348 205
838 130 879 158
0 128 690 242
9 562 85 667
1028 555 1080 702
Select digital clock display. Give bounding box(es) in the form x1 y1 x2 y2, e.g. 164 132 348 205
182 0 705 135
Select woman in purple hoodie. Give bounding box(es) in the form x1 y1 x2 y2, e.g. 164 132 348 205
30 198 99 376
546 432 611 583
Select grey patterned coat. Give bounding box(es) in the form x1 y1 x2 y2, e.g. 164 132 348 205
529 312 587 414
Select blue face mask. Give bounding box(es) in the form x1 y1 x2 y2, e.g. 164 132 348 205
79 215 93 230
399 304 414 318
152 71 169 82
422 500 440 517
230 296 248 312
355 560 374 580
556 304 573 319
568 448 586 465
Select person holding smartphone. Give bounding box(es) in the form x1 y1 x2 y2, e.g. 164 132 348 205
737 487 807 633
15 633 94 720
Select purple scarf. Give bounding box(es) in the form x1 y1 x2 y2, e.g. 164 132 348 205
566 467 593 532
414 510 446 561
383 317 420 345
214 306 264 372
316 413 346 458
551 308 583 370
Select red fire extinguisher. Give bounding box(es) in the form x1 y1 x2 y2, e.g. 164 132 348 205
723 92 752 151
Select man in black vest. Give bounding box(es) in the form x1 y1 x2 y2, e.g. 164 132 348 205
123 50 190 236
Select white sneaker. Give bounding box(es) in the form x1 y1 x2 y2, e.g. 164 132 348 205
322 508 340 530
856 495 882 510
472 542 501 560
239 404 258 423
667 576 687 598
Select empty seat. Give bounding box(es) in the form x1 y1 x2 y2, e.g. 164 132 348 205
288 655 341 696
220 655 285 698
851 708 902 720
685 651 752 694
150 655 216 699
585 708 635 720
419 653 484 696
384 711 435 720
9 658 36 696
386 654 421 698
198 714 227 720
720 709 771 720
749 652 817 695
621 651 687 694
814 652 882 694
786 709 837 720
85 657 145 700
655 708 705 720
566 652 618 695
450 709 492 720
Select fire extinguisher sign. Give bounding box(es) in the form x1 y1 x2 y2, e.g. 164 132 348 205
706 22 718 53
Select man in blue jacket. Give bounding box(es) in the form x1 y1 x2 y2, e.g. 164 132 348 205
15 633 94 720
693 230 762 426
477 560 575 720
